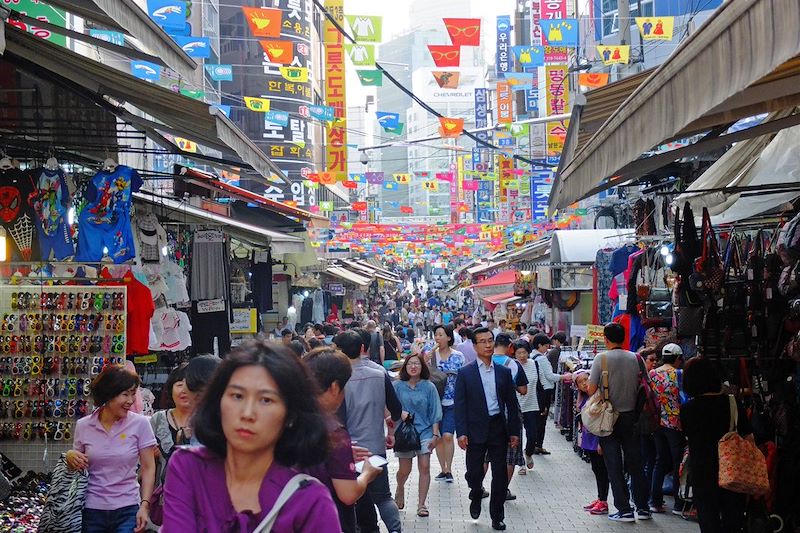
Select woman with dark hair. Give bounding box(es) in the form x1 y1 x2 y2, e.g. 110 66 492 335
430 324 465 484
512 339 537 473
67 365 157 533
680 357 750 532
161 340 337 532
150 363 193 490
383 324 399 362
392 354 442 518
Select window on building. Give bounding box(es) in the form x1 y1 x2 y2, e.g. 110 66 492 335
601 0 654 37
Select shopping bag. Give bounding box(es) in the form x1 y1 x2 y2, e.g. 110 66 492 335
580 354 618 437
37 453 88 533
718 395 770 496
394 414 421 453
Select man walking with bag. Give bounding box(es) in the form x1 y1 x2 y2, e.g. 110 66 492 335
587 323 650 522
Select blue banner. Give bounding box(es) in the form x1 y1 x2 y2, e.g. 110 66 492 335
504 72 535 91
474 88 489 144
540 19 579 47
171 35 211 58
383 181 399 191
130 61 161 81
511 45 544 67
477 180 495 223
525 88 539 113
89 30 125 46
205 64 233 81
264 111 290 127
531 171 554 220
310 105 336 121
147 0 186 31
349 173 366 183
375 111 400 129
495 16 512 79
213 105 232 118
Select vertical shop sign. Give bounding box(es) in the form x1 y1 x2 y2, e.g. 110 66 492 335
531 170 553 220
3 0 67 46
324 0 348 174
496 81 513 124
495 15 512 79
545 64 569 155
540 0 567 20
530 0 542 45
524 70 539 113
497 154 514 223
476 180 494 223
474 88 489 144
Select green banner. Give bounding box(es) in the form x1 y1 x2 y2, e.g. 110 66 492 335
3 0 67 47
344 43 375 66
356 69 383 86
345 15 382 43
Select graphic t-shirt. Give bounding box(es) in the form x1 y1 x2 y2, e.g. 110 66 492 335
649 367 682 430
30 167 70 235
436 349 465 407
82 166 142 225
0 168 38 259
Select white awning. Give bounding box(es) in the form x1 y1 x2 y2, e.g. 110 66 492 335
324 267 372 288
133 192 306 254
550 230 632 264
467 261 507 275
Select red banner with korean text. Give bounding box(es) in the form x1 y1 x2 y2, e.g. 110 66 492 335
540 0 567 20
324 0 348 173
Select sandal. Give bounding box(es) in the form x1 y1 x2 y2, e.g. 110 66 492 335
417 505 429 517
518 467 527 475
395 488 404 510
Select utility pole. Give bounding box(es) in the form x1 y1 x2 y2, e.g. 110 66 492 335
618 0 632 77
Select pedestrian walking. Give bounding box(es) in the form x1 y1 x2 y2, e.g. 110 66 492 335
431 324 465 484
530 334 571 455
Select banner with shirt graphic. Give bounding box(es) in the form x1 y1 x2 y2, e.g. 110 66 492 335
346 15 382 43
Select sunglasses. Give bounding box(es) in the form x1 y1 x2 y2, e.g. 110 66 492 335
431 50 460 60
445 25 479 37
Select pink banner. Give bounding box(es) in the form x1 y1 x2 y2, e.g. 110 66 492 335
462 180 479 191
540 0 566 20
436 172 454 182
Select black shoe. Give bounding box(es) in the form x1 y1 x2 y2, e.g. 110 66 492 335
481 488 490 498
492 520 507 530
469 498 481 519
505 489 516 501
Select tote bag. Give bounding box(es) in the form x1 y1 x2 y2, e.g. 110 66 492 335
718 395 770 496
37 454 88 533
580 354 618 437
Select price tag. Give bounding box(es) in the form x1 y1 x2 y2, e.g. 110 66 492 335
197 299 226 313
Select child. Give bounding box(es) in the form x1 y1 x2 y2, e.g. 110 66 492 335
575 369 610 515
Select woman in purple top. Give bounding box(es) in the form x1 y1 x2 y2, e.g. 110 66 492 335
161 340 338 532
66 365 157 533
574 370 609 516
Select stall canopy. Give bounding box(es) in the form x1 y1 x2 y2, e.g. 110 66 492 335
550 230 631 264
483 292 521 306
471 270 517 300
324 266 372 288
550 0 800 210
1 26 287 185
133 191 306 254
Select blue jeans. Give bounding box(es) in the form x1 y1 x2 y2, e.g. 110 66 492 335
355 458 401 533
599 412 649 514
651 427 685 508
82 505 138 533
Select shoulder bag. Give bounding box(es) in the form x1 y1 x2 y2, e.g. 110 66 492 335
718 395 770 496
532 357 551 410
580 354 618 437
253 474 320 533
634 356 660 435
689 208 724 294
393 413 421 453
37 453 88 533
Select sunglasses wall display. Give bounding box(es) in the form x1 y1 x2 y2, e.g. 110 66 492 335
0 285 127 448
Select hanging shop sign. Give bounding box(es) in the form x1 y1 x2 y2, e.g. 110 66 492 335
231 308 258 334
259 40 295 64
324 0 348 174
205 64 233 81
356 69 383 86
130 61 161 81
242 6 283 38
597 45 630 65
171 35 211 58
636 17 674 41
439 117 464 138
89 29 125 46
3 0 67 46
579 72 609 89
495 15 512 79
346 15 382 43
443 18 482 46
531 170 553 220
530 0 543 45
474 88 490 145
428 45 461 68
345 44 376 66
512 46 545 67
325 282 346 295
545 64 569 116
432 71 460 88
540 19 578 47
496 81 513 124
540 0 567 20
504 72 535 91
146 0 186 31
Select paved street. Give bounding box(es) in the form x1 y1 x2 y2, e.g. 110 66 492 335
382 425 700 532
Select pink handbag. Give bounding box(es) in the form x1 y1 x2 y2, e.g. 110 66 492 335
718 395 770 496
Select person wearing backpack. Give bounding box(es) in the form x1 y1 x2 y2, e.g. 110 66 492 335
680 357 749 533
365 320 385 365
648 343 687 514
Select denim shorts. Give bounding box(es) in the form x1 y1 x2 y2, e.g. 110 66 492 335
440 404 456 435
395 438 434 459
82 504 138 533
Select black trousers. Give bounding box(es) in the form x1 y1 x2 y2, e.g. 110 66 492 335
588 450 610 501
465 416 509 522
694 485 745 533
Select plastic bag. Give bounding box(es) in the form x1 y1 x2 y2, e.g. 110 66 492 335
394 414 421 453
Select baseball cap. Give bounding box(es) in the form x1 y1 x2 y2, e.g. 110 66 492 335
662 343 683 357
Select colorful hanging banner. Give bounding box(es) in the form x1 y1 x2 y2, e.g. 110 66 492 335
443 18 481 46
344 44 375 66
393 173 411 184
324 0 348 174
147 0 185 31
597 45 630 65
636 17 674 40
174 137 196 152
243 97 270 112
351 202 368 211
423 181 439 192
438 117 464 138
259 40 294 64
319 201 334 211
310 105 336 121
547 120 569 156
436 172 454 182
279 66 308 82
130 61 160 81
241 6 282 38
495 15 512 79
212 105 231 118
496 81 513 124
504 72 535 91
578 72 610 89
540 19 579 47
365 172 384 184
264 110 290 126
428 45 461 68
383 181 398 191
474 88 490 146
89 29 125 46
384 123 405 135
356 69 383 86
342 181 358 189
346 15 382 43
375 111 400 129
511 45 544 67
400 206 414 214
171 36 211 58
545 65 569 116
349 173 366 183
318 172 338 185
205 64 233 81
462 180 479 191
432 71 460 89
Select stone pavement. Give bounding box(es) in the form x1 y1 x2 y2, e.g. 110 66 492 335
380 426 700 533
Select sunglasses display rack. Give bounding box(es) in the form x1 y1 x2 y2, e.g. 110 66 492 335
0 284 127 472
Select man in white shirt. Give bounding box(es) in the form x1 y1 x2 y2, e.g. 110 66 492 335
529 334 571 456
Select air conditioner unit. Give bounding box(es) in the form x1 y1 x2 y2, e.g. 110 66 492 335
537 266 553 290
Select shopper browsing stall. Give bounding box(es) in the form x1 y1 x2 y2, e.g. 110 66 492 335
574 370 610 516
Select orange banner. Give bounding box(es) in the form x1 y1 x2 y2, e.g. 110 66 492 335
443 18 481 46
324 0 348 173
438 117 464 138
496 81 513 124
578 72 609 89
259 40 294 64
241 7 282 38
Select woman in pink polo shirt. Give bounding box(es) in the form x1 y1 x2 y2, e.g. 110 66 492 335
66 365 157 533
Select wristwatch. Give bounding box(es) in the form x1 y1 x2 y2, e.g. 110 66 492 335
433 433 441 438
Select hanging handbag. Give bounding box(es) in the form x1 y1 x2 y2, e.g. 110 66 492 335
718 395 770 496
580 354 618 437
252 474 320 533
394 414 421 453
37 453 88 533
690 208 724 293
721 234 749 357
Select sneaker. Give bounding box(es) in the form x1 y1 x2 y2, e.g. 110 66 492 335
524 453 534 469
636 509 652 520
505 489 516 501
649 504 666 513
590 501 609 515
608 512 636 522
481 488 490 499
445 473 454 483
434 472 448 482
583 499 600 510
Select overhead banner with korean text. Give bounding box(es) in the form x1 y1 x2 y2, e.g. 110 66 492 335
545 64 570 156
495 15 511 79
324 0 348 174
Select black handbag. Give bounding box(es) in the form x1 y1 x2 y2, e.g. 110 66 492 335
394 414 421 453
721 234 750 356
533 357 552 409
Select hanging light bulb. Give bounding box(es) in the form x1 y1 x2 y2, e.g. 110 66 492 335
102 246 109 256
660 245 669 256
665 253 674 266
161 245 168 256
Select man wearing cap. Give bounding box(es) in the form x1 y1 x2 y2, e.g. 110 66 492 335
647 343 686 515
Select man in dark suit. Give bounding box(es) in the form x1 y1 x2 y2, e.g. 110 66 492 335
455 327 521 531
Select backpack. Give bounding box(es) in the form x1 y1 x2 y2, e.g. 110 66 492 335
368 332 382 363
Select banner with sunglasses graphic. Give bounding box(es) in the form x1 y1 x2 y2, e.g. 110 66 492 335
443 18 481 46
427 45 461 68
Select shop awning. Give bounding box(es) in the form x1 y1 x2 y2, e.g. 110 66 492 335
502 238 552 264
39 0 198 79
341 260 401 284
324 267 372 288
472 270 517 288
467 261 507 276
483 292 521 306
133 191 306 254
550 229 631 263
2 26 286 186
550 0 800 210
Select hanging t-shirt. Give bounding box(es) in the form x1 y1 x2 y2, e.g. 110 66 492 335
76 165 142 263
29 167 73 260
99 267 155 355
161 261 189 305
134 212 166 263
0 168 38 260
155 309 192 351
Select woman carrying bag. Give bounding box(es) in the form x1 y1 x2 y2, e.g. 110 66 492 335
430 324 465 483
392 354 443 518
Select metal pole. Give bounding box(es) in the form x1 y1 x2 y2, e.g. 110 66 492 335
618 0 632 76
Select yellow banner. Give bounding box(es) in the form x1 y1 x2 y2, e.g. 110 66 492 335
174 137 197 153
279 66 308 82
597 45 630 65
243 97 270 112
635 17 674 40
423 180 439 192
547 120 569 156
323 0 348 173
393 173 410 184
544 65 570 116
